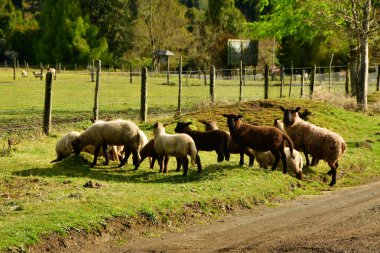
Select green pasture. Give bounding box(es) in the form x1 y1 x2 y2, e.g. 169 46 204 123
0 67 380 251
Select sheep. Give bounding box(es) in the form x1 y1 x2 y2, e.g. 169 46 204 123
222 113 295 174
50 131 81 163
47 67 56 80
21 70 27 78
198 119 255 166
153 122 201 176
252 148 303 179
280 106 346 186
51 131 123 163
174 122 230 163
72 119 142 169
123 129 148 167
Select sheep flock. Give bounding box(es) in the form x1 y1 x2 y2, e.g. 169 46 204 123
52 106 346 186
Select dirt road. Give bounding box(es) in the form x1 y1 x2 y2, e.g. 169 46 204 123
119 180 380 253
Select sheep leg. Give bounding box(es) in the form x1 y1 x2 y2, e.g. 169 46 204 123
270 150 283 172
163 156 169 173
280 148 288 174
216 148 224 163
196 154 202 174
157 155 164 173
239 152 244 166
149 157 155 169
176 157 182 172
118 148 131 168
304 153 311 166
132 150 140 170
102 144 109 165
90 145 102 167
181 157 189 176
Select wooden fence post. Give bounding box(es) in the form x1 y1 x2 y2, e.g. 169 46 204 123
203 66 207 86
141 67 148 122
346 64 351 96
5 61 7 71
289 63 293 97
178 56 182 114
13 57 16 80
300 69 305 98
264 64 269 99
93 60 101 121
310 65 316 98
43 72 53 135
210 65 215 103
40 67 43 80
280 66 284 98
91 59 95 82
329 54 334 92
239 60 243 102
130 62 133 84
377 65 380 92
167 57 170 85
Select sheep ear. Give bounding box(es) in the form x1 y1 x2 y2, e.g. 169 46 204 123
198 119 206 124
237 115 243 118
295 107 301 112
153 122 158 128
185 122 192 126
280 106 286 112
90 118 95 123
163 123 169 127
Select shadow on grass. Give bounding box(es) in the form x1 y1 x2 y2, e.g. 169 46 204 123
12 154 262 184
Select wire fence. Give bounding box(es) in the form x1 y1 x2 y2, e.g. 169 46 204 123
0 64 379 136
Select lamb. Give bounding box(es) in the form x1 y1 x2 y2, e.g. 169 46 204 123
47 67 56 80
72 119 142 169
252 148 303 179
198 119 255 166
153 122 201 176
21 70 27 78
174 122 230 163
222 113 295 174
280 107 346 186
51 131 123 163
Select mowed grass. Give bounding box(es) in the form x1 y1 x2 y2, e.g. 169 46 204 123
0 67 380 251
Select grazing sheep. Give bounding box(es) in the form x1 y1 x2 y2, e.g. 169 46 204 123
153 122 201 176
21 70 27 78
198 119 255 166
51 131 81 163
222 113 294 174
280 107 346 186
47 67 56 80
72 119 142 169
252 148 303 179
123 129 149 167
32 71 42 78
174 122 230 162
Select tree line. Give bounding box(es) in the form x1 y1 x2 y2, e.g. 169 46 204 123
1 0 379 110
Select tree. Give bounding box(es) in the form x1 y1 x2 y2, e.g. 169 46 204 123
249 0 380 110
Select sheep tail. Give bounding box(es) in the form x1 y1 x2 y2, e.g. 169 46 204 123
189 141 197 166
283 133 295 159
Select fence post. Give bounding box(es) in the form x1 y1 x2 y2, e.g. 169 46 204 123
329 54 334 92
13 57 16 80
377 65 380 92
289 63 293 97
91 59 95 82
40 66 43 80
300 69 305 98
310 65 316 98
43 72 53 135
141 67 148 122
93 60 101 121
178 56 182 114
239 60 243 102
203 65 207 86
5 61 7 71
264 64 269 99
130 62 133 84
346 64 350 96
280 66 284 98
167 57 170 85
210 65 215 103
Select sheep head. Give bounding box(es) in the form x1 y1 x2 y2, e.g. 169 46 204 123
72 138 84 155
273 118 285 131
153 122 166 138
174 122 192 133
198 119 218 131
280 107 300 126
222 113 243 130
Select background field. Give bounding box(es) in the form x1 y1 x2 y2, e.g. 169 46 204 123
0 67 380 252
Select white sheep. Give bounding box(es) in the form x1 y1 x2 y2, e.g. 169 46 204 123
252 148 303 179
280 107 346 186
21 70 27 78
72 119 142 168
153 122 200 176
47 67 56 80
50 131 81 163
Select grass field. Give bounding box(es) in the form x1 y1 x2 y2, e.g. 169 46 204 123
0 67 380 251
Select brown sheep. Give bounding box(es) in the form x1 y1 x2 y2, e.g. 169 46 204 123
198 119 255 166
222 113 294 174
174 122 230 163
